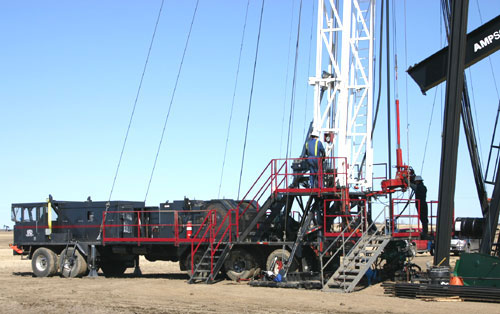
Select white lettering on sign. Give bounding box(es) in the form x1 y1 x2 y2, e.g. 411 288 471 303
474 30 500 52
26 229 34 237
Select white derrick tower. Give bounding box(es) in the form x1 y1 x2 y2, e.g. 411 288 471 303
309 0 375 189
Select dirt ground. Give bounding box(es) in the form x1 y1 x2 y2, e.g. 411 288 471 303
0 231 498 314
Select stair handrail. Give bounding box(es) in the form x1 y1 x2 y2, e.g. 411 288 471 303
320 218 365 271
190 209 216 274
211 209 234 251
207 209 235 277
237 160 273 215
320 206 388 286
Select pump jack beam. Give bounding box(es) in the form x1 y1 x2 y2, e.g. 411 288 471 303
434 0 469 267
408 14 500 94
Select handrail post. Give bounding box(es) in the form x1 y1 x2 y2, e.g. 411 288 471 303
236 209 239 241
285 159 288 189
174 211 177 244
102 211 106 244
274 159 279 191
191 241 194 275
137 211 141 246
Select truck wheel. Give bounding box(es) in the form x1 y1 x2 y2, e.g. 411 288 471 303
266 249 298 275
100 261 127 277
31 247 58 277
224 248 257 281
60 248 87 278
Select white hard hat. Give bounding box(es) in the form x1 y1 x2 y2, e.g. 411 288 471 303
311 130 320 137
414 175 423 181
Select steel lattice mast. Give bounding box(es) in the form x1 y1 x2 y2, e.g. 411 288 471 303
310 0 375 189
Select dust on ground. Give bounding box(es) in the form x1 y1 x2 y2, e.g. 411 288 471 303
0 231 497 314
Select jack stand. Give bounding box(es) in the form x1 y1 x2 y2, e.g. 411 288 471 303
133 255 142 276
87 245 99 278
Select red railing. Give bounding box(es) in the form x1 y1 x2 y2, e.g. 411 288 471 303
390 199 440 237
323 198 367 237
235 157 349 237
189 209 237 275
102 209 214 245
190 210 216 274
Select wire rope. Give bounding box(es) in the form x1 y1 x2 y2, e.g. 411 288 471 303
420 88 439 175
237 0 266 200
144 0 200 202
467 67 485 169
403 0 410 165
279 0 297 159
285 0 303 159
107 0 165 202
217 0 251 199
371 0 385 138
283 0 304 244
302 0 315 139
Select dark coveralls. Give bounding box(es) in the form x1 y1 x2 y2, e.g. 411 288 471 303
411 181 429 235
305 137 325 188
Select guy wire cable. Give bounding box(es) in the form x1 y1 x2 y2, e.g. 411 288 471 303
144 0 200 202
218 0 251 199
237 0 266 200
107 0 165 202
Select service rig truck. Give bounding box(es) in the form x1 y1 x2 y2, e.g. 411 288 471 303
10 156 428 292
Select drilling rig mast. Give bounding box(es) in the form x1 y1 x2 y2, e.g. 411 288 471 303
310 0 375 189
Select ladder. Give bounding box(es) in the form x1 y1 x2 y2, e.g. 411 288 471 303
323 232 390 292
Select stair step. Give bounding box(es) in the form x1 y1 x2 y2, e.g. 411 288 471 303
358 250 375 254
335 275 357 280
327 281 351 289
202 255 220 259
347 256 369 262
338 269 360 274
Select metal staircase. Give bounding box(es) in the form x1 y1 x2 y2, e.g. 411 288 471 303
188 208 238 284
322 232 390 292
188 242 233 284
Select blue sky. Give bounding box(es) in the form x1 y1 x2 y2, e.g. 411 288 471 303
1 0 500 228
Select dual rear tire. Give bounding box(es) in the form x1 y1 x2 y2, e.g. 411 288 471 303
31 247 88 278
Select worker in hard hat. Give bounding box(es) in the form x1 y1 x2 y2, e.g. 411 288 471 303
411 176 429 239
305 130 325 188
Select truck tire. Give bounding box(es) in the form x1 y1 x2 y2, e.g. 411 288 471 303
100 261 127 277
60 248 87 278
266 249 298 275
31 247 58 277
224 248 257 281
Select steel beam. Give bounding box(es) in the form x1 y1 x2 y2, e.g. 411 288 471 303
434 0 469 267
481 164 500 254
408 14 500 94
